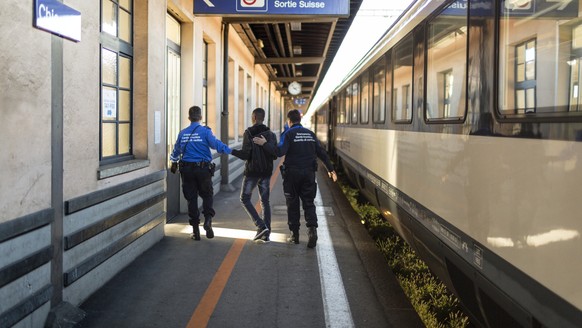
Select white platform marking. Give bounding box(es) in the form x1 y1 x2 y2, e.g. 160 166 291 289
315 187 355 328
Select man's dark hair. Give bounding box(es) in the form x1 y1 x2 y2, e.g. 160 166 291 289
189 106 202 121
252 107 265 122
287 109 301 124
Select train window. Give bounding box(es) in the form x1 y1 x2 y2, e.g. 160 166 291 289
351 81 359 123
498 0 581 117
345 87 352 125
361 70 370 123
338 91 346 124
426 0 467 121
372 58 386 123
413 27 425 123
392 33 413 123
403 84 411 116
386 51 393 121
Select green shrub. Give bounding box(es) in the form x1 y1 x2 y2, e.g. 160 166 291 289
338 179 469 328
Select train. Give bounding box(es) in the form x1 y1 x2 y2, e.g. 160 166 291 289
310 0 582 327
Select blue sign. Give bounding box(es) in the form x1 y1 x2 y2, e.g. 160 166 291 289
441 0 494 17
294 98 306 105
34 0 81 42
194 0 349 16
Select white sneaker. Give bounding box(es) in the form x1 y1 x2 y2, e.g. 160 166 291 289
253 227 269 241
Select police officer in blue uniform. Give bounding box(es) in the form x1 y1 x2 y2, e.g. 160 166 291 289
170 106 232 240
253 109 337 248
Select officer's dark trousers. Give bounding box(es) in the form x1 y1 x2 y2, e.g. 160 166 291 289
180 165 215 225
282 168 318 231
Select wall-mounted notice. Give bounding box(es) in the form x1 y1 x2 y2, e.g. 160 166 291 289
155 111 161 144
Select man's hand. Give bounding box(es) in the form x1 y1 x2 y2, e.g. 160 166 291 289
328 170 337 182
253 135 267 146
170 162 178 174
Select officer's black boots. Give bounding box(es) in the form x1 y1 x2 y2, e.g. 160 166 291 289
307 227 318 248
286 227 317 247
287 229 299 244
204 217 214 239
191 225 201 241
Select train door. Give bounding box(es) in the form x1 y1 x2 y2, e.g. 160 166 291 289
166 13 182 221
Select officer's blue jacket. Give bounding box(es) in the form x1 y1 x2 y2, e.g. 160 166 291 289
170 122 231 163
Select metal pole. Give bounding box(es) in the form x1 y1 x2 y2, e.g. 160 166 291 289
50 33 64 307
267 81 272 127
220 22 231 188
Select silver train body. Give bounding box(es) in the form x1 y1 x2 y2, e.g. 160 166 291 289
312 0 582 327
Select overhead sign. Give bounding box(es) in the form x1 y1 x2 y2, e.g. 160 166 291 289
501 0 577 18
194 0 349 16
294 98 306 105
34 0 81 42
441 0 578 18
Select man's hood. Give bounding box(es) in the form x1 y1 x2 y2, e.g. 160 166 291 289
248 124 270 137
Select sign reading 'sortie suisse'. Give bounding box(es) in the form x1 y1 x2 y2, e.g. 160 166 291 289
194 0 349 17
34 0 81 42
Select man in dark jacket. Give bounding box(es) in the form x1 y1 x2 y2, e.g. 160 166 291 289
253 109 337 248
231 108 277 242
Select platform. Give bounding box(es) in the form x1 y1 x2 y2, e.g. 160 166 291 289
75 161 423 328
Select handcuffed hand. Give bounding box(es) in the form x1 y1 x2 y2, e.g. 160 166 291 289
170 162 178 174
253 135 267 146
328 170 337 182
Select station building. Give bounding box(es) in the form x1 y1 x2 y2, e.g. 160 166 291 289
0 0 359 326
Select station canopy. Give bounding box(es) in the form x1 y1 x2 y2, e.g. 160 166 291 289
194 0 364 107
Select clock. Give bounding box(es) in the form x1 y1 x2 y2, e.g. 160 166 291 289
288 81 302 95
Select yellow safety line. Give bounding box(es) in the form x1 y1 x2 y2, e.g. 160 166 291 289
186 157 283 328
186 239 245 328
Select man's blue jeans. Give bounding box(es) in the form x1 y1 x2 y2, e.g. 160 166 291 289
240 175 271 231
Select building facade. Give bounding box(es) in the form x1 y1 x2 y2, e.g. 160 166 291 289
0 0 283 326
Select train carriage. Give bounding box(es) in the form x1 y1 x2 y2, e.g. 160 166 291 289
313 0 582 327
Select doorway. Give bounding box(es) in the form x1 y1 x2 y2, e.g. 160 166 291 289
166 13 182 221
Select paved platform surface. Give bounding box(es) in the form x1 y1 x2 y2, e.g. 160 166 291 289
75 161 424 328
